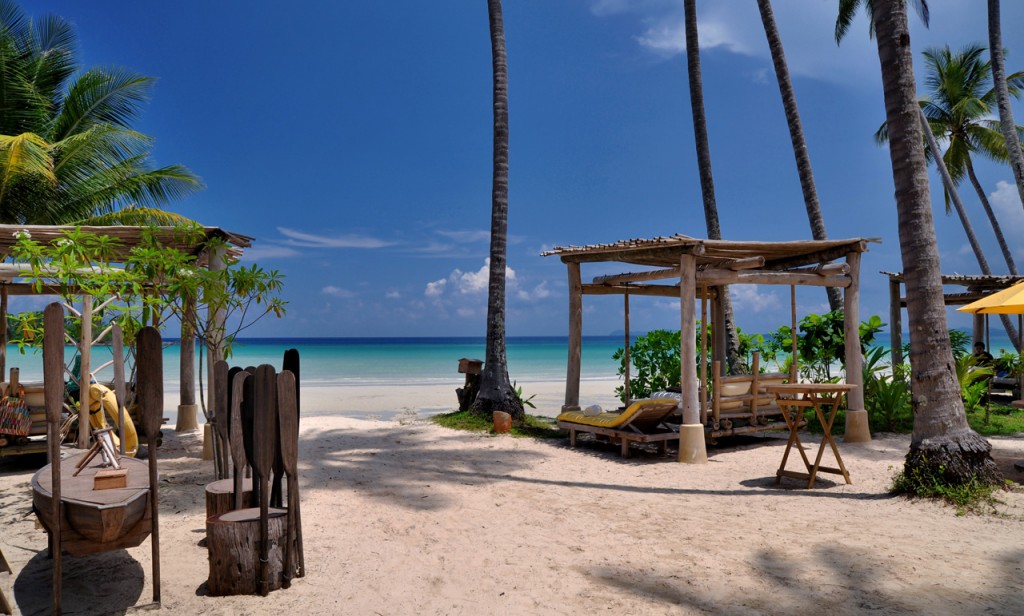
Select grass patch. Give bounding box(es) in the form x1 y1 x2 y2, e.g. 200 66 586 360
431 409 563 439
889 465 1012 515
967 402 1024 436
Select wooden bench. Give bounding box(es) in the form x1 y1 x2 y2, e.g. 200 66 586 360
708 352 791 438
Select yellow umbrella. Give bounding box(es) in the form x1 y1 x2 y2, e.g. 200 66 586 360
958 281 1024 314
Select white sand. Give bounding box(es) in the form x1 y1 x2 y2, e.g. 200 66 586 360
2 383 1023 615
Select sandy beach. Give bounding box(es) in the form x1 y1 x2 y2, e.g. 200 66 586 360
2 380 1023 615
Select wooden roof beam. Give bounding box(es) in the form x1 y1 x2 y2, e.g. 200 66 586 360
696 269 851 288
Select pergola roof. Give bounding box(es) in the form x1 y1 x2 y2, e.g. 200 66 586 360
0 224 252 265
542 234 875 270
883 271 1024 293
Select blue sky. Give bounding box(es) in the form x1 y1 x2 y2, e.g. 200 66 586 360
25 1 1024 338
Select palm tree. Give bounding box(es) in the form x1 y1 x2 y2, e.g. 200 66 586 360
869 0 1000 485
988 0 1024 210
915 44 1023 276
0 0 201 225
471 0 524 422
755 0 842 311
683 0 742 373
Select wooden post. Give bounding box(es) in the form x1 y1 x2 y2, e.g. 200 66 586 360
678 253 706 464
700 287 708 426
78 295 93 449
43 303 64 616
177 297 199 432
564 262 582 411
137 327 164 604
112 326 127 456
0 284 7 378
790 286 798 382
712 288 725 378
890 278 904 369
206 245 227 464
623 292 630 404
843 251 870 443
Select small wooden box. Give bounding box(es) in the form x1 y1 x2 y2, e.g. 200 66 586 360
458 358 483 375
94 468 129 490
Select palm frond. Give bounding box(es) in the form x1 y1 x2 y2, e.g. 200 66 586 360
77 204 195 226
50 67 154 140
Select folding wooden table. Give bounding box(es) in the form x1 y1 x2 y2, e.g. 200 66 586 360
764 383 856 489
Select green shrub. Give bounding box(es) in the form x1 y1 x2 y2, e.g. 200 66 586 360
612 329 681 402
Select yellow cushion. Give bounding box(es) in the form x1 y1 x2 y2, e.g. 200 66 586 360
557 399 677 429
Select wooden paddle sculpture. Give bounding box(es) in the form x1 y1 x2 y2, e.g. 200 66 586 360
43 303 64 616
281 349 303 577
240 366 258 507
230 371 250 511
136 326 163 604
213 360 230 479
111 325 127 456
252 365 278 596
277 371 299 587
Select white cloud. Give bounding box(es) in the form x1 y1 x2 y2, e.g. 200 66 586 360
239 244 301 261
425 279 447 298
277 227 394 249
322 285 356 299
385 290 401 299
731 284 782 313
989 181 1024 255
436 229 491 243
456 307 475 318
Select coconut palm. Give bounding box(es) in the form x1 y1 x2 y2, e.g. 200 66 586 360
874 44 1024 347
868 0 1000 485
0 0 201 225
683 0 742 373
915 44 1023 275
756 0 842 311
472 0 524 422
988 0 1024 210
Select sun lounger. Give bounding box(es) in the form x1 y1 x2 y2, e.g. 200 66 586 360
557 399 680 457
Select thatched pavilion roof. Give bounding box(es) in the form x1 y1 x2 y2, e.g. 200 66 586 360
542 234 876 270
0 224 252 266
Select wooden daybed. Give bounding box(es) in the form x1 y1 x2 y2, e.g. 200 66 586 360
557 398 680 457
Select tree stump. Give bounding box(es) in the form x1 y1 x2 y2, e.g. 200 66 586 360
205 477 254 519
206 507 287 596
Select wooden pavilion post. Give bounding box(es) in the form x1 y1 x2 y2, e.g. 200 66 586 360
699 286 708 425
78 294 93 449
0 284 7 378
564 262 582 411
205 245 227 470
971 314 985 350
712 288 725 377
678 253 707 464
618 290 626 403
889 277 904 369
177 297 199 431
843 251 871 443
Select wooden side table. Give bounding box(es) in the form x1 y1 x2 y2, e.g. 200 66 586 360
764 383 856 489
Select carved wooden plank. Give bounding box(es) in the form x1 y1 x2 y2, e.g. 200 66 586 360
136 326 163 604
252 364 278 596
43 302 64 616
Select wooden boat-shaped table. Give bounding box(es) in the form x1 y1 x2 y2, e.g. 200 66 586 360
32 451 152 557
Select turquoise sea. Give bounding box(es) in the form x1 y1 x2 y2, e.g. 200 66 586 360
2 336 627 388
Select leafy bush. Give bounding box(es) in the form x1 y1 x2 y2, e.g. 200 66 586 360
612 329 681 402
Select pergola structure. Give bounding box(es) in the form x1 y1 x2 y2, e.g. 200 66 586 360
884 272 1024 366
543 234 875 463
0 224 252 449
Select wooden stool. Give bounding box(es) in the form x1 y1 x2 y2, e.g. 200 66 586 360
207 507 287 596
205 477 254 519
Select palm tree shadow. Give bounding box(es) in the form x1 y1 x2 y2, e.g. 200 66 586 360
14 549 144 616
585 545 1024 614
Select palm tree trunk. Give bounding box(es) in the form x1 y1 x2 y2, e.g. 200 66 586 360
874 0 999 485
988 0 1024 210
966 158 1018 276
684 0 742 373
473 0 524 422
756 0 842 312
921 111 1021 350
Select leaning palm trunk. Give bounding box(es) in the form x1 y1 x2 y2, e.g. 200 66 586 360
988 0 1024 210
756 0 842 312
874 0 999 485
472 0 524 422
920 110 1021 350
965 159 1018 276
683 0 741 372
